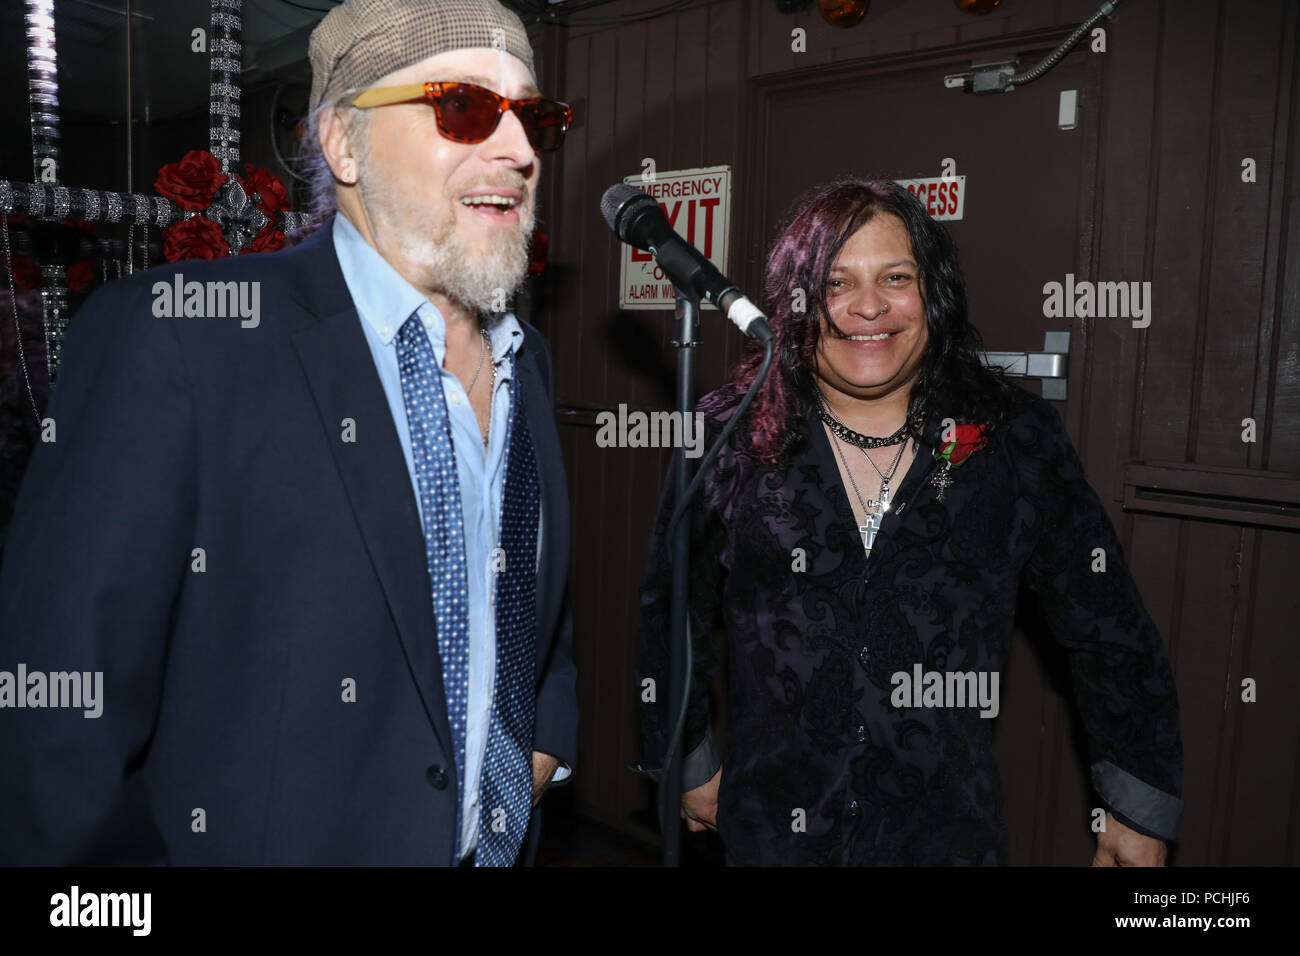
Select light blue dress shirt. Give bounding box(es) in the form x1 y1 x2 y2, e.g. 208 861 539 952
333 212 542 861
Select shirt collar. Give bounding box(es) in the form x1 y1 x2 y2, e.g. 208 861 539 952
332 211 526 362
485 312 525 371
332 212 427 345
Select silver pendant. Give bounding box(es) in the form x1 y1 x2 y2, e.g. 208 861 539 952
859 512 880 550
931 464 954 502
861 484 890 551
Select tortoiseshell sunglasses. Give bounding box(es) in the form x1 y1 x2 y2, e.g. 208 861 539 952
351 81 573 152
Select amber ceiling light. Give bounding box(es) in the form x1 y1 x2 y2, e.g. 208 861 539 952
818 0 870 28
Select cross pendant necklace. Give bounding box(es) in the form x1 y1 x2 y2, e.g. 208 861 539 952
859 484 891 550
827 422 905 555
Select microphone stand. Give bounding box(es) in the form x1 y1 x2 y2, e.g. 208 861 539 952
661 286 700 867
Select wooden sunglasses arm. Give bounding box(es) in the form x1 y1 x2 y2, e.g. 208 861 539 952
350 83 430 109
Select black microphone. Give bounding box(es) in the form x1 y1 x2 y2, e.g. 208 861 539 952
601 184 773 343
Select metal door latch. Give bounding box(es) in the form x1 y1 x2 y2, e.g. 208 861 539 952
981 331 1070 400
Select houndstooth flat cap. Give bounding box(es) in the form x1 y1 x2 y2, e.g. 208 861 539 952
309 0 536 113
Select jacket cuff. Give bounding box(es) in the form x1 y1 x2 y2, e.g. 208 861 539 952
681 724 721 792
1092 760 1183 841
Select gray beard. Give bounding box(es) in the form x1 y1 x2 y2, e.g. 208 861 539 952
420 209 533 315
358 165 534 316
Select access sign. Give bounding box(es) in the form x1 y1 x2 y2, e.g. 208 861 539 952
895 175 966 221
618 165 732 310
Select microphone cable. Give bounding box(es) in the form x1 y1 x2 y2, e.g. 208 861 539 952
653 334 774 821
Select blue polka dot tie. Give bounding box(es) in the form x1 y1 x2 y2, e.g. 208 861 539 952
396 314 471 861
477 357 539 866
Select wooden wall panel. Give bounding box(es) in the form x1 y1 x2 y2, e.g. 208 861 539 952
1088 0 1161 496
1139 1 1222 464
1176 521 1250 865
1197 0 1285 468
1229 528 1300 864
1261 2 1300 475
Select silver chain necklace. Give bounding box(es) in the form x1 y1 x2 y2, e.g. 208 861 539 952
466 326 490 393
826 425 907 553
464 326 494 447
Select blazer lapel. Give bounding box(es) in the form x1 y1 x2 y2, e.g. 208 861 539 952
514 333 566 665
285 221 454 760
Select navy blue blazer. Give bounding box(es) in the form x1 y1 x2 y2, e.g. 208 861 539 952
0 219 576 864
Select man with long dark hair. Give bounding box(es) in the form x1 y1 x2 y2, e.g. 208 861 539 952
638 179 1182 865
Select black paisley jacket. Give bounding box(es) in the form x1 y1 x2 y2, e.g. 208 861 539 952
637 383 1183 866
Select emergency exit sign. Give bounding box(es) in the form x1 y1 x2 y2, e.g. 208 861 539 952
895 175 966 221
618 165 732 310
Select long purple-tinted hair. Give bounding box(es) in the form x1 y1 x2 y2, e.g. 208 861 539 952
731 178 1013 463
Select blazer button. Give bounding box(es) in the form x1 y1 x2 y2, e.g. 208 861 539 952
858 646 870 666
426 765 449 790
847 800 860 818
856 725 867 743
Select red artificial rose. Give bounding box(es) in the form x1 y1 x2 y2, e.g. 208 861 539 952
240 222 286 255
235 164 289 216
155 149 229 211
947 424 989 465
163 216 229 261
8 255 42 289
65 258 97 291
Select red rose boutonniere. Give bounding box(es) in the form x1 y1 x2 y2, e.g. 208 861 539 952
930 423 988 501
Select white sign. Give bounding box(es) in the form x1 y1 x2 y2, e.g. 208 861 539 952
618 165 732 310
895 175 966 220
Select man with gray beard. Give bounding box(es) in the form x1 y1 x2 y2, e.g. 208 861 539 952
0 0 577 867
